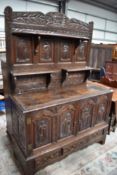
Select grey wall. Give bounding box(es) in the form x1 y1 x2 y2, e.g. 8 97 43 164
0 0 117 44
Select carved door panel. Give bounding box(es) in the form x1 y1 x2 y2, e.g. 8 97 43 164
37 37 54 63
57 104 75 139
33 110 54 148
13 36 32 64
75 40 88 62
77 99 95 132
96 95 108 124
58 39 73 62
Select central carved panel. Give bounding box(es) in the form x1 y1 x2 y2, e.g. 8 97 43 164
59 41 71 62
39 38 53 62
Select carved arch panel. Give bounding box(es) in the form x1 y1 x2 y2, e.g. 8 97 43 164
33 110 54 148
57 104 75 139
13 35 32 64
77 99 95 132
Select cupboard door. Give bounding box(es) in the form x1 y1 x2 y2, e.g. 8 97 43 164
33 110 54 148
58 105 75 139
96 95 108 124
77 99 95 132
13 35 32 64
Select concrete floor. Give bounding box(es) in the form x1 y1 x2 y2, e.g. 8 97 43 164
0 112 117 175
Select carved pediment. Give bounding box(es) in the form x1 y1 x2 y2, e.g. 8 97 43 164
4 6 92 39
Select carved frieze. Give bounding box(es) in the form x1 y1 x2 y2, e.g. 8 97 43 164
9 10 91 38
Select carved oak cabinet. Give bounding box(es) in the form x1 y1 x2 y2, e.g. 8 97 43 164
2 7 112 175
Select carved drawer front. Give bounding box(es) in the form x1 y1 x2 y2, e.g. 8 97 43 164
35 149 61 170
33 110 54 148
77 99 95 132
57 104 76 139
96 95 108 124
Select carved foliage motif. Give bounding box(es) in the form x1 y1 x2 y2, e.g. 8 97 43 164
18 113 26 152
12 103 26 153
78 100 95 131
35 150 61 169
58 105 75 139
15 36 32 63
96 95 108 123
11 11 90 38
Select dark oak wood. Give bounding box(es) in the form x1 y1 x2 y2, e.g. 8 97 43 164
2 6 113 175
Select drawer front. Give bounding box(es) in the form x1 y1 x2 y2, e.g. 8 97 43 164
35 149 61 170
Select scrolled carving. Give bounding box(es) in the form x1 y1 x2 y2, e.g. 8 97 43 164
10 10 91 38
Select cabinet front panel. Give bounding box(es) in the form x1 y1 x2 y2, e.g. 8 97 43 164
39 38 54 63
77 99 95 132
13 36 32 64
34 117 51 147
57 105 75 139
96 95 108 124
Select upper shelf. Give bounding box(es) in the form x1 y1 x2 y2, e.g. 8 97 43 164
62 66 93 72
11 65 59 76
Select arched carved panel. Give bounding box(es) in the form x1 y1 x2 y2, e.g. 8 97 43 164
96 95 108 123
58 105 75 139
78 99 95 131
34 110 53 148
75 40 88 61
40 39 53 62
14 36 32 63
59 40 71 62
